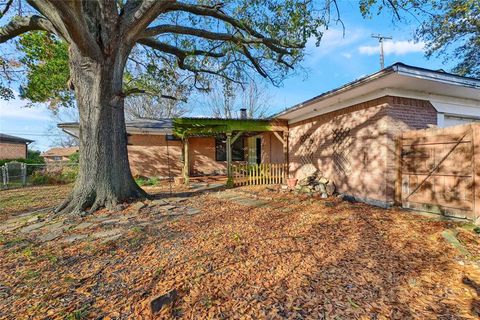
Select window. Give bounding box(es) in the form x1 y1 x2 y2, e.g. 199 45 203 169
166 134 182 141
215 136 244 161
52 156 62 161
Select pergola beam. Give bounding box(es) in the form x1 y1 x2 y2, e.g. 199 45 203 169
173 117 288 138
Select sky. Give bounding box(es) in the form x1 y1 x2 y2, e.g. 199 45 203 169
0 1 457 152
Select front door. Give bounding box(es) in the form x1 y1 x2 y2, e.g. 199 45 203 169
248 136 262 165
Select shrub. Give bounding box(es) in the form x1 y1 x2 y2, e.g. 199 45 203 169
135 176 159 186
30 171 54 185
59 166 78 183
29 166 78 185
68 151 79 164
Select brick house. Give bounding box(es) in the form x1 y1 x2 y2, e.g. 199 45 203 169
41 147 79 162
60 118 287 179
59 63 480 207
0 133 33 160
274 63 480 207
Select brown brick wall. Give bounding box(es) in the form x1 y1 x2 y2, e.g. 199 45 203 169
288 96 438 205
261 132 286 164
127 134 183 178
127 133 284 178
383 97 438 203
188 137 227 176
0 142 27 160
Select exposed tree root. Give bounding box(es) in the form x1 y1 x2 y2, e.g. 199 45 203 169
55 183 149 215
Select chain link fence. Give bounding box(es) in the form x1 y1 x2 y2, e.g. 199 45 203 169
1 161 78 189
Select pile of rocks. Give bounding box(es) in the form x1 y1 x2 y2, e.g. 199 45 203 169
295 171 335 198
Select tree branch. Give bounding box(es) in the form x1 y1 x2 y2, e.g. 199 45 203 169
0 0 13 18
121 0 174 42
44 0 102 58
138 37 226 59
140 24 294 55
163 2 305 50
0 15 56 43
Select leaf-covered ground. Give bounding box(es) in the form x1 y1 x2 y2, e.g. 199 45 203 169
0 184 479 319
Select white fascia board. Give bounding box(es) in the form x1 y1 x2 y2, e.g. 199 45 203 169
429 101 480 119
386 88 480 108
61 127 79 138
288 89 390 124
395 65 480 89
288 87 480 125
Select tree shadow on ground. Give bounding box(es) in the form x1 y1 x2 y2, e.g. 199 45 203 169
136 195 474 319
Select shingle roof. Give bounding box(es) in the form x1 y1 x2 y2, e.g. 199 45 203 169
0 133 34 144
125 118 174 130
41 147 79 157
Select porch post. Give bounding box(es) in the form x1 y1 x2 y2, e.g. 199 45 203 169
182 136 190 185
283 131 289 176
226 132 233 187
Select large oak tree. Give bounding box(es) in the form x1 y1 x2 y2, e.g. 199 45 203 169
0 0 336 214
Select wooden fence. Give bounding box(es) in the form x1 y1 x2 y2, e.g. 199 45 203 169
231 163 288 186
397 123 479 222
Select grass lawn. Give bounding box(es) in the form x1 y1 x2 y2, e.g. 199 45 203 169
0 184 73 218
0 184 479 319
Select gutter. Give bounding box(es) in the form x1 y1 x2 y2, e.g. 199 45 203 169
272 62 480 119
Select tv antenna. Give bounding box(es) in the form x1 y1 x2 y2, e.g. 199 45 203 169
371 34 392 69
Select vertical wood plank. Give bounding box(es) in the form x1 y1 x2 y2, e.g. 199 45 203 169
473 124 480 224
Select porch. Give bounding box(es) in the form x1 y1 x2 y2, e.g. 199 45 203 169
173 117 289 186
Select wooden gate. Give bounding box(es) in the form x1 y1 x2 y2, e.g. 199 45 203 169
397 123 480 221
231 163 287 186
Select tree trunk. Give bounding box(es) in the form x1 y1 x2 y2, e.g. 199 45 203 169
56 46 147 215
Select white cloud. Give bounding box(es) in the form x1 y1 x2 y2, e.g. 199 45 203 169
0 94 50 121
341 52 352 59
358 40 425 56
305 27 366 64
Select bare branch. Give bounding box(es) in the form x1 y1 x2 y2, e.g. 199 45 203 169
140 24 294 55
0 15 56 43
164 2 305 50
0 0 13 18
138 37 226 59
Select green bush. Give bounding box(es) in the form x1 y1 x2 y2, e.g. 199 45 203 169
29 166 78 185
0 150 46 175
59 166 78 183
68 151 79 164
135 176 159 186
30 171 54 185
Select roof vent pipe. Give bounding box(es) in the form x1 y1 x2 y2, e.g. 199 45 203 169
240 108 247 119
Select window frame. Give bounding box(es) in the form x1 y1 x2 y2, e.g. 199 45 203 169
215 136 245 162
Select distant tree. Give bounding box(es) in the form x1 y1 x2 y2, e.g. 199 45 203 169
124 69 188 120
360 0 480 77
416 0 479 77
47 108 80 148
205 81 271 119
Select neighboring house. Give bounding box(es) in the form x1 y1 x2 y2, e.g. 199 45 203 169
41 147 79 162
59 62 480 207
0 133 33 160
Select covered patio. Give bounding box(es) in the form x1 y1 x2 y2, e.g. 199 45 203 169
173 117 289 186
